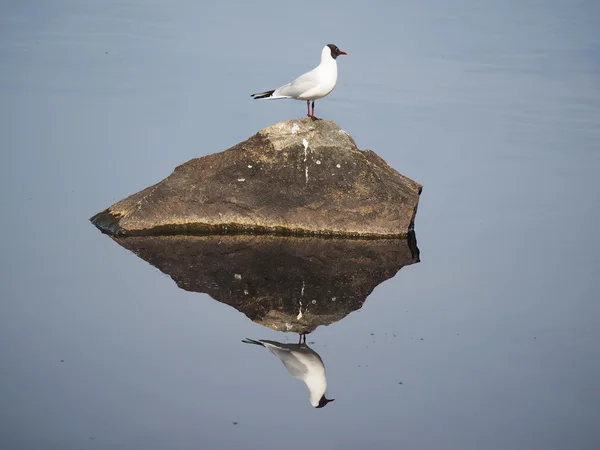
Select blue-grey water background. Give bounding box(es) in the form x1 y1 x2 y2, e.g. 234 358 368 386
1 1 599 449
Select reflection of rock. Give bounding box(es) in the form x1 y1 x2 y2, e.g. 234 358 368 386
111 233 419 333
91 119 422 238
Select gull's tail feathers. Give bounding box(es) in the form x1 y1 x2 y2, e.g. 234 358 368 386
251 90 275 99
251 89 292 100
242 338 265 346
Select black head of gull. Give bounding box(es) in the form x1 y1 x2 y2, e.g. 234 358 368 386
315 395 336 408
327 44 347 59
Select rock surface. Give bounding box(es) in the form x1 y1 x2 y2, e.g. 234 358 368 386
91 118 422 238
110 233 420 333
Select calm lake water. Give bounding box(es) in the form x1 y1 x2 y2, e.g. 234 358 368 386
1 1 599 449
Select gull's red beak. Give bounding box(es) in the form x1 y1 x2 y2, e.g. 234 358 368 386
339 50 347 55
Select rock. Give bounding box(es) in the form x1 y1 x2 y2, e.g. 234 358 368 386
90 118 422 238
109 232 420 333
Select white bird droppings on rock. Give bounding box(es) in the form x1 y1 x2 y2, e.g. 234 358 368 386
303 139 309 184
234 274 242 280
336 164 341 168
248 165 253 168
316 160 321 165
291 123 300 134
332 297 337 301
237 178 245 182
311 300 317 304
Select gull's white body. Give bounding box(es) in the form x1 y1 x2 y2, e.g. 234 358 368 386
267 46 339 101
243 339 328 407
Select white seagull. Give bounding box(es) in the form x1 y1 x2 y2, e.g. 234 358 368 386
251 44 347 120
242 336 335 408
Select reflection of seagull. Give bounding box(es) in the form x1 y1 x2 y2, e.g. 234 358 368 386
242 336 335 408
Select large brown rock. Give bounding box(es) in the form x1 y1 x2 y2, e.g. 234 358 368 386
109 233 420 333
91 118 422 238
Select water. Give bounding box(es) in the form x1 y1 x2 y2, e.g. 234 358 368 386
1 1 599 449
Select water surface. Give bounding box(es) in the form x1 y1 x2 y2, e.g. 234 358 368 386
1 1 599 449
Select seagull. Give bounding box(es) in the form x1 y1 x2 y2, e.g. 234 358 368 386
242 335 335 408
251 44 347 120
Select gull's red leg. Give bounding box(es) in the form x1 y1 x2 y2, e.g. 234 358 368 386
306 100 310 118
311 101 320 120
